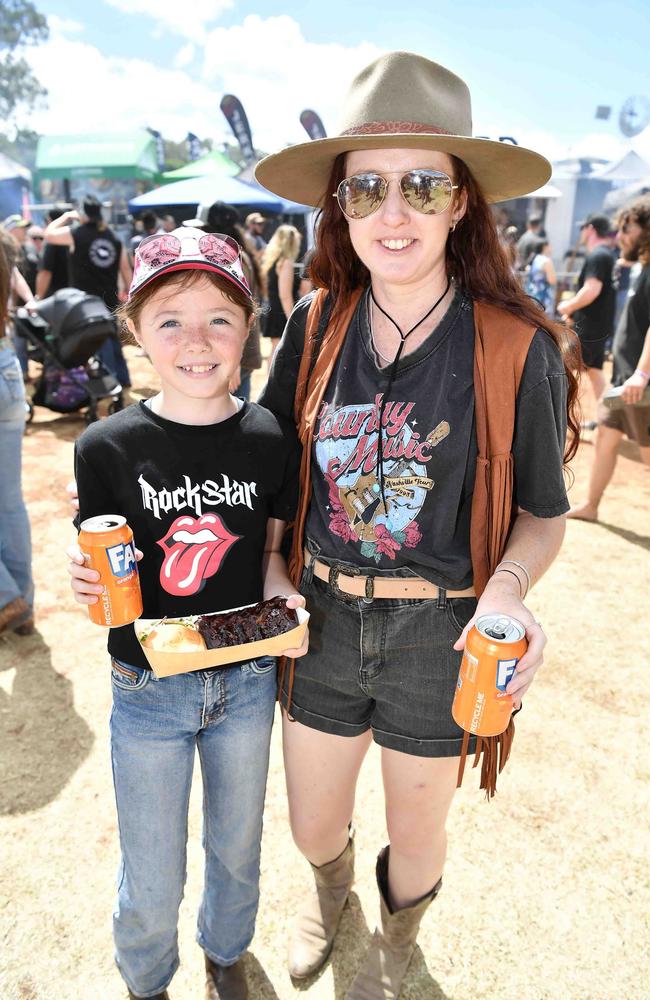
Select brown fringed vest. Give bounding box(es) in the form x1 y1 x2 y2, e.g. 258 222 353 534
285 288 536 798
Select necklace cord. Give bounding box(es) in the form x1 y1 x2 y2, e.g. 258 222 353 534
370 279 451 505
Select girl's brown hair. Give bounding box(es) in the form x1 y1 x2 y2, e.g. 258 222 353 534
116 268 255 341
309 153 582 463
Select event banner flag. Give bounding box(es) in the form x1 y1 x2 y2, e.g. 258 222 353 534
186 133 202 162
299 109 327 140
220 95 256 165
147 128 166 171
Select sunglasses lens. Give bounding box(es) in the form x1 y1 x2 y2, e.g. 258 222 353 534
198 232 240 264
337 174 386 219
400 171 453 214
138 233 181 266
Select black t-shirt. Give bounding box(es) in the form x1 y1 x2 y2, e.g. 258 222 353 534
260 289 569 590
70 222 122 311
573 245 616 342
612 264 650 386
39 242 70 296
74 401 300 669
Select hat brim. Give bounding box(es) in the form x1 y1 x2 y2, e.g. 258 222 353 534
130 260 251 301
255 133 551 207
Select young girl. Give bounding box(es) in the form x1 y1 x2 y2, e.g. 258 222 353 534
67 228 306 1000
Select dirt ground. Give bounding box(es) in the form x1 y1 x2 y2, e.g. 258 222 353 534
1 346 649 1000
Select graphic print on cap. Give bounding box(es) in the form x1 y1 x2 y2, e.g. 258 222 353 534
157 513 240 596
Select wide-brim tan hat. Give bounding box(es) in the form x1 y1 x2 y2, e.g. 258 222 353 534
256 51 551 207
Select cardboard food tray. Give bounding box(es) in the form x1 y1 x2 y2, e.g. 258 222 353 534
133 605 309 678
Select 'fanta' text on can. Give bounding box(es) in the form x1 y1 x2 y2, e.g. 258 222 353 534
78 515 143 627
452 615 528 737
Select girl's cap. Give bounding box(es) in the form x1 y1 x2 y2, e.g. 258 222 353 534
129 227 252 301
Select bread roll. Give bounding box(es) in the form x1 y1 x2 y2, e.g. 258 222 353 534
141 623 206 652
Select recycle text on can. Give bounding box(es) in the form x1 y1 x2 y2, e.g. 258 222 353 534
451 614 528 738
78 515 143 627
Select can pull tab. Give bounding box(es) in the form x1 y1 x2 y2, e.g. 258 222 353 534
485 617 509 640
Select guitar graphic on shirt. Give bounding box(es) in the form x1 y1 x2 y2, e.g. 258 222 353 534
339 420 450 541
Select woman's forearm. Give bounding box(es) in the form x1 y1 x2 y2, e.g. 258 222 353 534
485 509 566 597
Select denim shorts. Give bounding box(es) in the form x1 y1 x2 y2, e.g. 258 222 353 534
280 566 478 758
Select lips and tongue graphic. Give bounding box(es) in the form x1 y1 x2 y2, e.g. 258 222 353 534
157 514 240 596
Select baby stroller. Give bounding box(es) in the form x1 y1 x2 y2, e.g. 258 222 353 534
14 288 124 424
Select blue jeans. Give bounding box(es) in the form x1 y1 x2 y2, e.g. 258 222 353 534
97 334 131 388
109 655 277 998
0 346 34 614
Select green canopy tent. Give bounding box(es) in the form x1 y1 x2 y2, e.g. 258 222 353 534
35 131 159 184
161 150 239 182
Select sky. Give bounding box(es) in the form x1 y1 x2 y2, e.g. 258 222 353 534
20 0 650 166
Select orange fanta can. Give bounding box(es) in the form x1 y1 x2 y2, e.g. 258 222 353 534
452 614 528 737
78 515 143 627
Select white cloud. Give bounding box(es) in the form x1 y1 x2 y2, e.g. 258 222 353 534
174 42 196 70
103 0 233 43
202 15 382 151
23 32 229 142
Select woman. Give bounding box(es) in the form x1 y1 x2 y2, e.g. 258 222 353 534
260 224 301 369
0 233 35 635
256 52 580 998
526 237 557 315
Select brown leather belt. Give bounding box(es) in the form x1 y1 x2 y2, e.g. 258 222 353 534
305 551 475 601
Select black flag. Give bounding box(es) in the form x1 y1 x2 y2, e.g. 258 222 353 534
220 94 256 165
186 132 202 162
300 109 327 140
147 127 165 171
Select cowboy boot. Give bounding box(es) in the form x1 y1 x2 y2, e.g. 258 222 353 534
205 954 248 1000
288 834 355 979
0 596 29 635
346 846 442 1000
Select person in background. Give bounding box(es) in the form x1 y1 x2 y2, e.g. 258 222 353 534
36 207 71 299
184 201 263 401
0 233 34 636
245 212 267 257
4 214 39 295
160 214 176 233
129 211 163 261
1 225 35 377
515 211 543 269
502 224 519 270
568 196 650 521
260 224 301 370
44 197 133 389
525 237 557 315
558 213 616 410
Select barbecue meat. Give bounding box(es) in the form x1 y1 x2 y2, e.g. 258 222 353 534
197 597 298 650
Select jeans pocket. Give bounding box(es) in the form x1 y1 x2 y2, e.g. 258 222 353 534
446 597 478 636
110 657 152 691
243 655 277 676
0 355 25 411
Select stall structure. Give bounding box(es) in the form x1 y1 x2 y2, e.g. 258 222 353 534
34 131 160 224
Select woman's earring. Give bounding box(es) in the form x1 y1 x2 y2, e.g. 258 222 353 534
450 221 457 233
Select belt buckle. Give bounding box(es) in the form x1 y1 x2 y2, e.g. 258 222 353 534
328 564 345 598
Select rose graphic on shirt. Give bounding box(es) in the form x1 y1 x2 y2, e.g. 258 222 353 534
157 513 240 596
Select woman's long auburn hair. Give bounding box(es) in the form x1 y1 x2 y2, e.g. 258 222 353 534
309 153 582 463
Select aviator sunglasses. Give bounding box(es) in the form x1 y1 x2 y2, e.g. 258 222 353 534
334 169 459 220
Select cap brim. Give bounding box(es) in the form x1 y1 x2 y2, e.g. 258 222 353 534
130 260 250 301
255 133 551 206
182 218 207 228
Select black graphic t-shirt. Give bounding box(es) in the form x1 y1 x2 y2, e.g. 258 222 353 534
260 289 569 590
573 245 616 342
71 222 122 310
74 401 300 668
